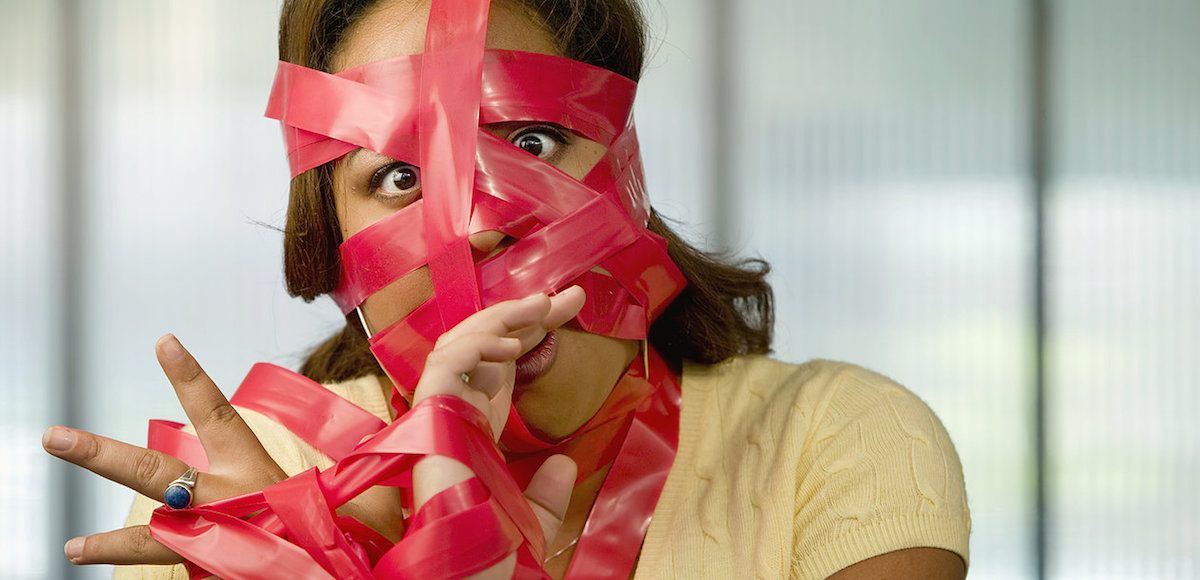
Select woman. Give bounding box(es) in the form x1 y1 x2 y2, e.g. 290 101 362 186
42 0 970 577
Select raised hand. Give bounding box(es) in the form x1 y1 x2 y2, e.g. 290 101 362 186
410 287 586 578
43 287 585 575
42 334 287 565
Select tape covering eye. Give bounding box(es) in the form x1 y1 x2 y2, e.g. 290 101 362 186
144 0 687 577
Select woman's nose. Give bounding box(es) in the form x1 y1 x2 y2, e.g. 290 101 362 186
467 230 513 260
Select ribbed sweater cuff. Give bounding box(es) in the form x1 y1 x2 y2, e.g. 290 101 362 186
792 515 970 579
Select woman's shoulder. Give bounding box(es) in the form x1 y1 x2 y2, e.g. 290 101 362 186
685 354 897 389
680 354 962 474
682 354 929 421
662 355 970 577
317 373 394 423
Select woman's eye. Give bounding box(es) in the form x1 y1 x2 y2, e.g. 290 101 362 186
370 163 421 200
508 125 567 160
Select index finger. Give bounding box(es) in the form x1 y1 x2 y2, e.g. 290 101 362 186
438 286 585 348
155 334 268 463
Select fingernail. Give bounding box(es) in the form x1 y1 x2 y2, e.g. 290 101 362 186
65 537 84 562
43 427 74 452
558 285 585 300
503 337 522 349
160 334 186 361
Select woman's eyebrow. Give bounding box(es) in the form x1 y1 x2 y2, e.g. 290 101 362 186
344 148 394 167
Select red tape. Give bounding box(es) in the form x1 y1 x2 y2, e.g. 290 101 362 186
151 395 544 579
231 363 387 461
144 0 690 575
147 420 207 472
417 0 489 330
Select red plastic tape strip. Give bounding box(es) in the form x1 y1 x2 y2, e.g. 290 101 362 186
231 363 386 460
143 0 692 575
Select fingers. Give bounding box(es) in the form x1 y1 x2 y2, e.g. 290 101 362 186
415 287 587 440
410 288 584 544
155 334 270 464
542 285 586 331
505 286 586 354
436 294 549 348
469 361 515 440
438 286 586 350
467 361 514 401
524 455 578 545
65 526 181 566
414 334 522 405
42 426 192 504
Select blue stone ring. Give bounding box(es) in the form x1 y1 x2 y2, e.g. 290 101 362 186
163 467 199 509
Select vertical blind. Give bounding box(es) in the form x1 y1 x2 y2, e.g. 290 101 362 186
729 2 1035 577
1049 1 1200 578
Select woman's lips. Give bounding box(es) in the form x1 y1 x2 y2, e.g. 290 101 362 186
515 330 558 387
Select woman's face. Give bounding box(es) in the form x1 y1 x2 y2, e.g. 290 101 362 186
329 0 639 439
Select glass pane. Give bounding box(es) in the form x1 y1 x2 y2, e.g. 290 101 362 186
733 2 1034 578
1049 1 1200 577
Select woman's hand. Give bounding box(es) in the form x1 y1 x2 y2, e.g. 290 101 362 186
410 288 585 578
42 288 584 572
42 334 289 565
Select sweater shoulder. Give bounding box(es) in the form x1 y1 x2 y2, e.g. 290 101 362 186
666 356 970 577
682 355 906 420
682 354 958 476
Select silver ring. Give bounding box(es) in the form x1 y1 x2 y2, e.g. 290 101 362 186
164 466 199 509
460 372 471 385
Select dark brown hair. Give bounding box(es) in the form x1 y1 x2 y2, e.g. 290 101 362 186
278 0 774 383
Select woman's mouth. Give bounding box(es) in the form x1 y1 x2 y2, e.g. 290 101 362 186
515 330 558 388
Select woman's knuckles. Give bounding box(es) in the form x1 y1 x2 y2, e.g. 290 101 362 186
132 449 169 492
81 526 180 566
421 347 462 373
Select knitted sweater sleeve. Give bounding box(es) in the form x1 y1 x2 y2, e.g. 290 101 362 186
789 362 971 578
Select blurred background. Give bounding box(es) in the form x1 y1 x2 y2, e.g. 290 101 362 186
1 0 1197 578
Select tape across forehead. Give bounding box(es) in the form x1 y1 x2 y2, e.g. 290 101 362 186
267 50 636 176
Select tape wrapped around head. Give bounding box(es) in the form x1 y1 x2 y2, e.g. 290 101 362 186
144 0 686 577
268 50 680 325
266 45 685 452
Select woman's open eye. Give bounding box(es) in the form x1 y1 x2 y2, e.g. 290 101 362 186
507 124 569 161
369 162 421 202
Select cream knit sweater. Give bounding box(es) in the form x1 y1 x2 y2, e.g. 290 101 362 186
116 356 970 579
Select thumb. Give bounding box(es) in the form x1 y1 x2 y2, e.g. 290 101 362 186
523 454 578 547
